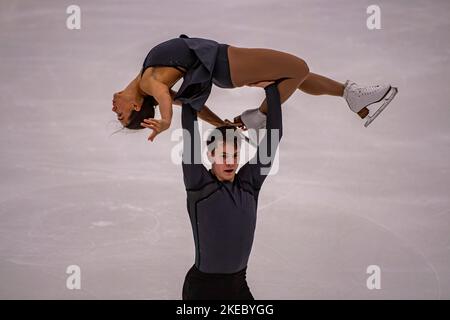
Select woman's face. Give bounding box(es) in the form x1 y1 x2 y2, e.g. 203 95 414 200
112 92 135 126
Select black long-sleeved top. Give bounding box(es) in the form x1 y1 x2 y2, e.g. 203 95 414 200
182 83 283 274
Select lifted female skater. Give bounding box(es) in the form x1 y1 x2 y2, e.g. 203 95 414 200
111 34 397 141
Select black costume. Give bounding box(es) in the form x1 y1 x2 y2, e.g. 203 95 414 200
141 34 234 111
181 83 283 300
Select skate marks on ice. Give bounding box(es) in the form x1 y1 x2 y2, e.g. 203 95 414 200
248 181 442 299
0 178 184 299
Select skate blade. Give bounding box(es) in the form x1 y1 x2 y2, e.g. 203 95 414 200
364 87 398 127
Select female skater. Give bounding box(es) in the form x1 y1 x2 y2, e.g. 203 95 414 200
111 34 397 141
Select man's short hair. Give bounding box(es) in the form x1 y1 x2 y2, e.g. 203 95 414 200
206 125 242 154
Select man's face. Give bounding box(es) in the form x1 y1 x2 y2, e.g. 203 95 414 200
210 141 240 182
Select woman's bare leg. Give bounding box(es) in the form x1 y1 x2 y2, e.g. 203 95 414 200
298 73 344 96
228 46 309 114
255 73 347 114
227 46 370 118
298 73 369 118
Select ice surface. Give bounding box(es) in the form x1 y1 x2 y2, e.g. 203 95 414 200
0 0 449 299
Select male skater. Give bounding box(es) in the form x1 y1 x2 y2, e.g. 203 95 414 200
181 81 283 300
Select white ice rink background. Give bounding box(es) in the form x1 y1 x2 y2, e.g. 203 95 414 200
0 0 449 299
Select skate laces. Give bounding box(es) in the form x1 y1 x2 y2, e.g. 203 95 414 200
353 84 381 97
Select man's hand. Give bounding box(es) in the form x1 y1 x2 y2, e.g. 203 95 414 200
223 118 241 127
226 116 247 130
229 80 274 130
140 118 170 142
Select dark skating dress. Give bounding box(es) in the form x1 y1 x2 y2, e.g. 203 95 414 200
141 34 234 111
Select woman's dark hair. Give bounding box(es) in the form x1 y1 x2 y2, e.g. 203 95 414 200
125 96 157 130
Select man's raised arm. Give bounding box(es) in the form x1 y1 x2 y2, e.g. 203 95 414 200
239 82 283 190
181 103 211 190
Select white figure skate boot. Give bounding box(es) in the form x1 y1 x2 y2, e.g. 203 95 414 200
343 80 398 127
240 107 267 131
238 107 267 147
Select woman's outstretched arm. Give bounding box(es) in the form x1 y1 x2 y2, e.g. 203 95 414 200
142 80 173 141
170 89 228 127
197 106 225 127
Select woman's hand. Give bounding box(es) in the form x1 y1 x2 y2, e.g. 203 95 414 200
140 118 170 142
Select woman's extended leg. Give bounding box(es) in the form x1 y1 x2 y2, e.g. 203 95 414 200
255 72 353 115
298 73 344 96
227 46 389 121
227 47 352 114
228 46 309 114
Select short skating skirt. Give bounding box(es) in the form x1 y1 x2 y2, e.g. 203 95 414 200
144 34 234 111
